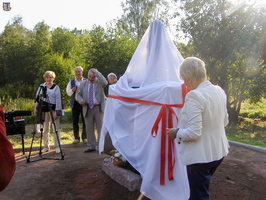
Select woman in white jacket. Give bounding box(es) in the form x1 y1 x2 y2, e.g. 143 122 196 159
167 57 229 200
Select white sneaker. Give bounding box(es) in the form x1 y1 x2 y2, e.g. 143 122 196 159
55 148 61 154
83 139 88 144
41 148 49 153
72 139 80 144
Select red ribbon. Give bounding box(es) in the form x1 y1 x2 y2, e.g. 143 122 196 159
108 83 188 185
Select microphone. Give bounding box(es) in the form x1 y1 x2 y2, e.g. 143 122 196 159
5 110 32 117
13 110 32 116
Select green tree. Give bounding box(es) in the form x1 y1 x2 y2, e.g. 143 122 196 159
34 53 74 107
104 22 138 78
84 24 137 81
175 0 266 123
0 16 31 98
0 18 138 103
51 27 77 59
246 6 266 103
119 0 170 41
70 29 90 66
27 21 52 95
84 25 106 71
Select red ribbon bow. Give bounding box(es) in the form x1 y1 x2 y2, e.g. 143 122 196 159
108 84 188 185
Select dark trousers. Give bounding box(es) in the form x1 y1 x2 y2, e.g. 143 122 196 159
72 101 86 140
187 157 224 200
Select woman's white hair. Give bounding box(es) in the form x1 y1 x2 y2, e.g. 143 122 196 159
107 72 117 80
179 57 206 81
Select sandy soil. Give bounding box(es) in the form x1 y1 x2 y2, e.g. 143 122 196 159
0 142 265 200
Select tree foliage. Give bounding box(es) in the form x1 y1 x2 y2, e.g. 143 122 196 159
0 16 138 107
86 23 138 79
174 0 266 123
0 16 30 97
119 0 170 41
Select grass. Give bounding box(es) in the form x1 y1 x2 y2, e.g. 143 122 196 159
226 99 266 148
7 116 76 149
3 97 266 149
226 128 266 148
2 98 75 148
226 116 266 148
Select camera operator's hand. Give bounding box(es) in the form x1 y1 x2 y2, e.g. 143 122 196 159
53 110 58 120
53 111 58 120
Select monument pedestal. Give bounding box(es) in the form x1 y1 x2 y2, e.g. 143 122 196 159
101 158 142 191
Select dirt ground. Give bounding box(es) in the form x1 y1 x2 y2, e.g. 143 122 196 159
0 142 266 200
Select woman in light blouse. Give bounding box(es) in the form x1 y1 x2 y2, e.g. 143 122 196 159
167 57 229 200
34 71 63 154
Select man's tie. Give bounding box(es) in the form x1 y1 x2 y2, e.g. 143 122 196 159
88 83 94 109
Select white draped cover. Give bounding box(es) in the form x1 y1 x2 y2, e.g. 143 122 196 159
99 20 190 200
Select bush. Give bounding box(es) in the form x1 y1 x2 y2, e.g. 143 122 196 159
240 99 266 119
1 97 34 111
247 110 266 118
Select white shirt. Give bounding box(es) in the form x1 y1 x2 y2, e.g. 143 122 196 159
66 78 84 100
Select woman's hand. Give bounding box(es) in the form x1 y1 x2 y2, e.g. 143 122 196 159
53 111 58 120
167 128 177 140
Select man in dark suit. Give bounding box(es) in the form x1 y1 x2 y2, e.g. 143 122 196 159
77 68 108 152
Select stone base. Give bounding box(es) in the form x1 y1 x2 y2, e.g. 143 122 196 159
101 157 142 191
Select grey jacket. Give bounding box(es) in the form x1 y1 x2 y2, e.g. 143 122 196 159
77 71 107 116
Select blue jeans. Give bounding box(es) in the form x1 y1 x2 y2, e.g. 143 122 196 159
187 157 224 200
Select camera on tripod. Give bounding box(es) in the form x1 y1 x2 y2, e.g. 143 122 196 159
40 85 47 98
5 110 31 135
38 85 53 112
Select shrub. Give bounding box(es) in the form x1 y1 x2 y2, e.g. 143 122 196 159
247 110 266 118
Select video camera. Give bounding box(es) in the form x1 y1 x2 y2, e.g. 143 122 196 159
5 110 31 135
40 85 47 98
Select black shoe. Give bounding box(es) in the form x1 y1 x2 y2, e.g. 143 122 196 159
84 148 96 153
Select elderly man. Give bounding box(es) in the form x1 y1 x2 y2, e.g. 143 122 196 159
77 68 108 152
66 66 87 144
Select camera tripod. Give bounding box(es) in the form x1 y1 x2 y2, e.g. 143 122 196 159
27 85 64 163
